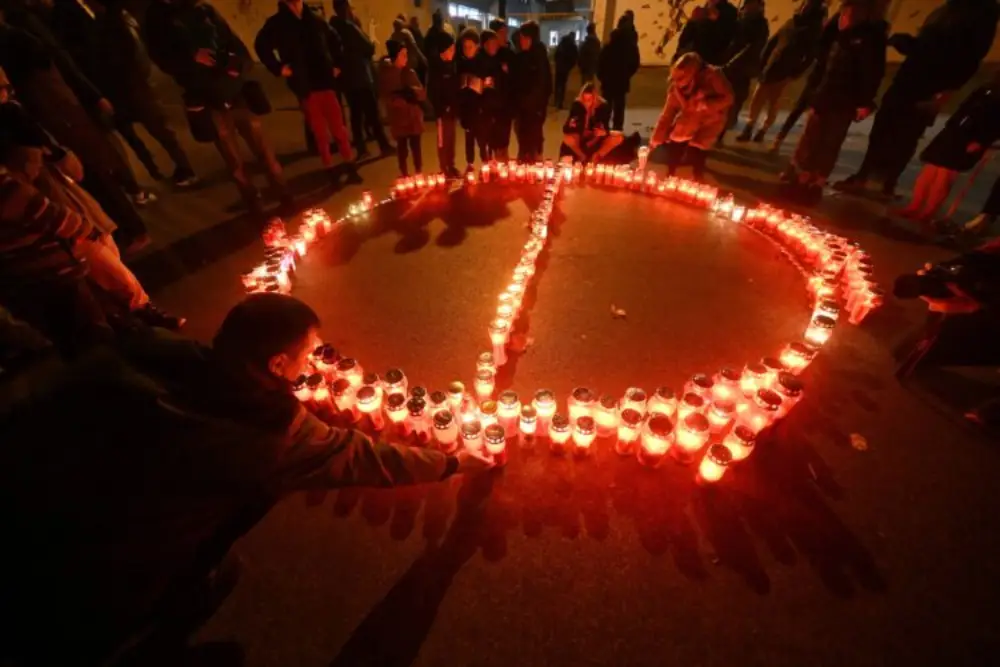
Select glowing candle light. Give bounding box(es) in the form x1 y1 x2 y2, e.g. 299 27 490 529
804 315 836 347
307 373 329 406
779 342 817 374
596 395 620 436
362 372 382 401
497 390 521 430
331 378 358 421
436 173 446 187
623 387 648 414
461 419 484 453
698 444 733 484
434 411 460 453
740 362 767 398
336 358 364 388
585 164 595 181
415 174 426 189
573 416 597 456
760 357 787 390
849 286 884 325
678 392 706 420
517 164 527 181
479 400 499 428
466 170 476 185
386 392 407 428
712 367 741 402
356 385 385 430
384 368 407 396
739 389 782 434
615 408 642 456
447 381 466 416
723 424 756 461
634 414 671 467
644 386 674 419
673 413 710 464
292 375 312 402
293 235 307 257
637 145 650 169
774 372 804 418
489 318 510 366
474 369 496 402
407 397 430 442
568 387 596 422
731 205 746 223
707 400 735 433
519 405 538 449
549 413 572 454
532 389 557 430
316 345 339 379
685 374 715 401
428 390 449 418
484 424 507 466
814 298 841 322
362 190 374 210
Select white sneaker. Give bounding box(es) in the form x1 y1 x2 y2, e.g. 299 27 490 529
133 191 158 206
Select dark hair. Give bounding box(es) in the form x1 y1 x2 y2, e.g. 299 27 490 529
488 18 506 32
332 0 348 16
579 82 597 96
213 294 320 369
480 29 498 45
386 39 405 62
458 27 480 47
519 20 540 42
586 22 596 35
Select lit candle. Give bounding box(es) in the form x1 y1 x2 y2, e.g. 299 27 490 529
673 413 710 464
678 392 706 420
428 390 449 418
292 375 312 402
712 367 741 402
849 287 884 325
774 372 804 418
519 405 538 449
415 174 426 189
779 342 817 374
648 386 677 418
409 386 427 403
336 358 364 388
434 411 459 453
804 315 836 347
362 190 374 210
480 163 490 182
568 387 596 422
461 419 484 453
706 400 735 433
697 444 733 484
549 413 571 454
596 395 620 436
573 416 597 456
731 205 746 223
723 424 755 461
739 389 782 434
474 369 496 402
479 400 499 428
407 397 430 442
466 170 476 185
384 368 407 396
331 378 358 422
532 389 557 431
585 164 595 181
638 414 673 467
759 357 786 390
293 235 307 256
307 373 329 408
684 374 715 401
814 298 841 321
623 387 648 414
497 390 521 430
356 385 385 431
614 408 642 456
489 318 510 366
447 381 466 414
740 362 767 398
484 424 507 466
386 392 407 429
316 345 339 380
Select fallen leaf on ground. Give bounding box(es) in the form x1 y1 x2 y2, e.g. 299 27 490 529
850 433 868 451
610 304 627 319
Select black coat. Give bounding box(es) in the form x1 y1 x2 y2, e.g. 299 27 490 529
578 35 601 77
698 1 739 65
597 27 640 95
759 9 827 84
722 11 770 81
254 3 343 98
329 15 376 91
423 21 449 69
512 42 552 113
562 98 612 138
457 52 483 125
810 20 887 113
479 51 508 114
428 57 459 116
922 84 1000 171
554 35 579 73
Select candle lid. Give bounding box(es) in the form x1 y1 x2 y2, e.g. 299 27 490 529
625 387 647 404
691 374 714 391
406 397 426 415
386 393 406 410
706 443 733 466
654 386 676 401
292 375 308 392
551 413 570 430
575 416 596 434
410 386 427 400
599 394 619 410
476 368 495 382
647 415 674 437
710 400 735 417
718 367 741 383
331 378 351 397
337 357 358 372
776 373 804 397
321 345 339 364
761 357 786 374
731 424 755 445
681 392 705 409
498 390 519 407
682 412 710 433
385 368 405 385
461 420 482 437
480 400 498 415
484 424 505 443
812 315 836 329
434 411 454 428
817 298 840 313
755 389 783 411
620 408 643 427
520 405 537 419
429 390 447 405
356 385 377 403
362 372 380 386
312 344 326 359
477 351 495 366
571 387 595 403
533 389 555 405
448 381 465 395
746 362 767 376
788 341 817 359
306 373 324 389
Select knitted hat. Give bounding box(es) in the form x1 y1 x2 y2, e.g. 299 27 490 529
519 20 540 42
386 39 405 62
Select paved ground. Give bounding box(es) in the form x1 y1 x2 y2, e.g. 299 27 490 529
134 67 1000 666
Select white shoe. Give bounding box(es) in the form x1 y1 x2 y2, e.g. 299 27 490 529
132 191 158 206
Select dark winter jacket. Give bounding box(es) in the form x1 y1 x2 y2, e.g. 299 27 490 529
255 3 343 98
578 35 601 77
562 98 612 138
512 42 553 113
457 52 484 126
887 0 999 103
144 0 251 108
88 6 156 107
759 7 828 84
938 83 1000 148
801 12 842 94
555 35 579 73
429 58 460 116
810 19 887 113
378 60 426 138
424 17 450 70
329 15 376 91
0 330 455 655
699 0 739 65
479 50 507 114
598 27 641 95
722 11 770 81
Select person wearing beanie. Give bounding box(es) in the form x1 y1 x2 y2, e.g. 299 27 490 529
486 19 516 159
429 33 461 177
391 16 427 76
479 29 507 158
597 14 641 132
379 40 427 176
512 21 552 162
457 28 490 169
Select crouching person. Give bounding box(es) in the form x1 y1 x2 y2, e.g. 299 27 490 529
649 53 733 181
559 82 625 163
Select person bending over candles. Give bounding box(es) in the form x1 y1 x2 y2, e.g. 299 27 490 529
559 83 624 163
649 52 733 182
0 293 492 666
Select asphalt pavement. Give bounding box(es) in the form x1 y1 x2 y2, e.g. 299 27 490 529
136 69 1000 667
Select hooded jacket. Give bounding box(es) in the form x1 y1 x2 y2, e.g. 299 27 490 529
597 25 640 94
512 30 552 113
759 5 828 84
329 14 376 91
810 18 887 113
554 34 579 73
255 2 344 99
652 62 734 145
377 59 426 138
722 10 770 81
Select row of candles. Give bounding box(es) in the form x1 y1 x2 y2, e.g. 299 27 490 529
239 156 881 485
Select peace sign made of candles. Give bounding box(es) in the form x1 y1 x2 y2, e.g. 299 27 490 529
247 156 882 485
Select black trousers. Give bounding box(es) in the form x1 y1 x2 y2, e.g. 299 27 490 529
396 135 423 175
665 141 707 180
114 90 193 179
463 113 491 166
515 109 545 162
490 112 513 156
776 83 814 139
856 88 933 190
725 74 752 131
554 68 572 108
345 87 390 153
606 90 627 131
983 175 1000 216
436 114 457 171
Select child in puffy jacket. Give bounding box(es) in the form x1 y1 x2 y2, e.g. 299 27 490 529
379 40 426 176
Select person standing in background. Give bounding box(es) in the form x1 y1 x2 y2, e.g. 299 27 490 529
429 32 460 177
835 0 999 200
598 15 641 132
423 9 450 118
737 0 827 144
479 29 507 162
578 21 601 84
330 0 393 159
698 0 739 65
391 15 427 77
553 32 579 110
487 18 516 160
457 28 489 170
512 21 551 162
254 0 362 184
408 14 426 79
378 41 425 177
719 0 769 143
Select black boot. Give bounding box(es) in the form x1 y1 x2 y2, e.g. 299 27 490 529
735 124 753 142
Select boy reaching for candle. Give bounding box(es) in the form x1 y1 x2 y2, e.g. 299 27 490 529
379 40 426 177
0 293 493 666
